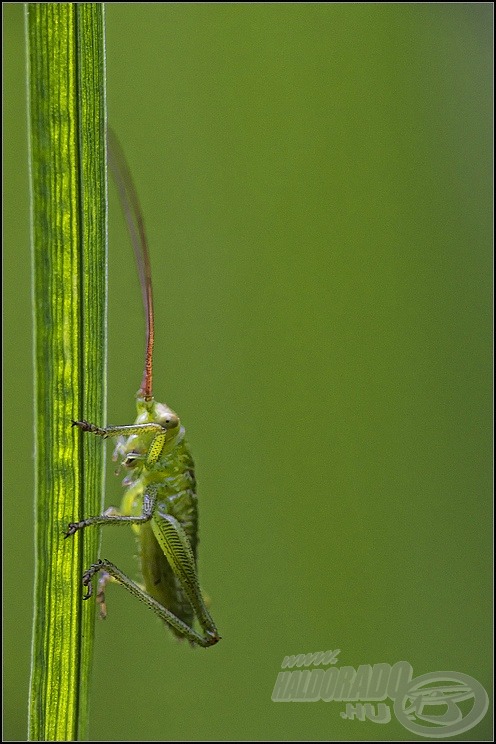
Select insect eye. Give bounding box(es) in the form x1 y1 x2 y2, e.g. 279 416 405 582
163 413 179 429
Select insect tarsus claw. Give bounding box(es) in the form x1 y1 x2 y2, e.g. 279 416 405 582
82 579 93 600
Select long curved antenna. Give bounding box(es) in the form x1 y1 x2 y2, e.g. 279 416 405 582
107 127 155 400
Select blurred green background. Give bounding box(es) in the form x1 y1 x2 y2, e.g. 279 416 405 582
3 3 492 741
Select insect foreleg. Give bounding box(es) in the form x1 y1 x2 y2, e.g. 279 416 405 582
72 418 168 467
64 489 157 538
82 559 218 647
72 419 167 440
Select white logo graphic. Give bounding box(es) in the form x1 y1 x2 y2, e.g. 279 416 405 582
271 650 489 738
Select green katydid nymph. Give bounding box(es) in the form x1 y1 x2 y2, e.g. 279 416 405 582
65 129 220 648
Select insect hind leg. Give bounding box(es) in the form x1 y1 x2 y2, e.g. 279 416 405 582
83 559 219 648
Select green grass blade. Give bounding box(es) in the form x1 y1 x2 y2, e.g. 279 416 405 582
26 4 107 740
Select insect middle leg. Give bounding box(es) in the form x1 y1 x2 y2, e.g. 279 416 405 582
64 491 156 537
